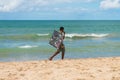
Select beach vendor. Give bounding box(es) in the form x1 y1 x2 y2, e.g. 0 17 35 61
49 27 65 60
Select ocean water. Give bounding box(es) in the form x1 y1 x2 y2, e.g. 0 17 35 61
0 20 120 62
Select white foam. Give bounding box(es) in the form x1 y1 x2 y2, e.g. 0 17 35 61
65 33 109 38
18 45 38 48
36 33 49 36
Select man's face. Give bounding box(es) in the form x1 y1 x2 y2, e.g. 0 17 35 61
61 29 64 32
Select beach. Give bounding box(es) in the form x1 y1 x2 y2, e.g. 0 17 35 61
0 20 120 80
0 57 120 80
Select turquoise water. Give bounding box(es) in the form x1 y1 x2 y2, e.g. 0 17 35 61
0 20 120 62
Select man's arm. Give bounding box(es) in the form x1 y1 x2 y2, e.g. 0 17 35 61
63 32 65 39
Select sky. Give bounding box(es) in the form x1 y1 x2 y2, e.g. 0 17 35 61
0 0 120 20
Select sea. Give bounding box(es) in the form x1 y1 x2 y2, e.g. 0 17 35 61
0 20 120 62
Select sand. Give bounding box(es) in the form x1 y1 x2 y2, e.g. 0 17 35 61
0 57 120 80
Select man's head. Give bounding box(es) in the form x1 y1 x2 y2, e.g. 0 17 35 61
60 27 64 32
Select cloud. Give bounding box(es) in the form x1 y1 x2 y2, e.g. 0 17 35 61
53 7 88 13
0 0 23 12
100 0 120 9
0 0 95 12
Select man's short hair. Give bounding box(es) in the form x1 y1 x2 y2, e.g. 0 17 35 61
60 27 64 30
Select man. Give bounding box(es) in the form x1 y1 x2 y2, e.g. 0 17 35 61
49 27 65 60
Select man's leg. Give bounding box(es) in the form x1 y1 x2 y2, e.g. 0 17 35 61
61 47 65 60
49 50 60 60
61 52 64 60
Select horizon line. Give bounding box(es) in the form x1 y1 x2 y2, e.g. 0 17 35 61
0 19 120 21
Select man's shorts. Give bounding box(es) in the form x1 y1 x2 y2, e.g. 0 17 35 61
57 43 65 53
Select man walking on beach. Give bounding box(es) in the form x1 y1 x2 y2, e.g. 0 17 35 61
49 27 65 60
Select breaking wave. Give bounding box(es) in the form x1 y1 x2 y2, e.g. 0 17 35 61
65 33 109 38
0 33 109 40
18 45 38 48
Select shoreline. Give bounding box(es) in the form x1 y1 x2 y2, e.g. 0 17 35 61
0 57 120 80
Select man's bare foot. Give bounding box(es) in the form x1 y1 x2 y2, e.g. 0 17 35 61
49 58 52 61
